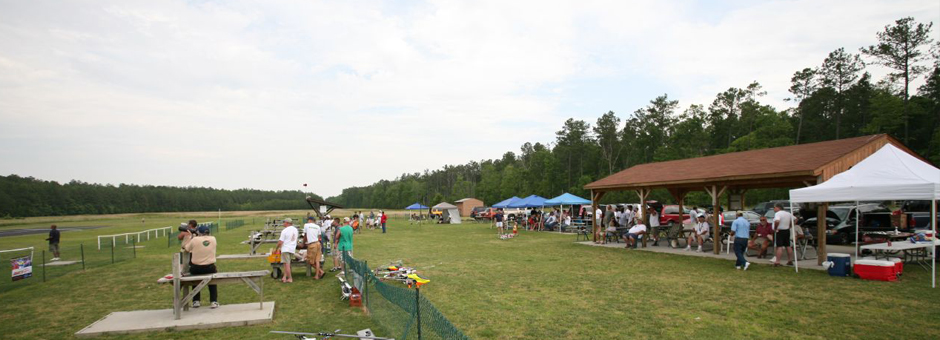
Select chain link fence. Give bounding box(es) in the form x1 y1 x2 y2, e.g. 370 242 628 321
343 252 471 340
224 219 246 231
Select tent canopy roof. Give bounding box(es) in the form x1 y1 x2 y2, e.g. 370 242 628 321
432 202 458 209
544 193 591 205
405 203 429 210
789 144 940 202
508 195 548 208
492 196 521 209
585 134 920 192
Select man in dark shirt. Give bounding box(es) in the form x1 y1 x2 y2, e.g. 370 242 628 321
494 209 505 236
46 224 61 261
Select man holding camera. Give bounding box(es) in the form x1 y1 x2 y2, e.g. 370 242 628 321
184 225 219 308
176 220 198 274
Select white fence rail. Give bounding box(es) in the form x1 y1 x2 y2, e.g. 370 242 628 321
97 227 172 250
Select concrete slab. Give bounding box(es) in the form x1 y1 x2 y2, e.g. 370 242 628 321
217 253 268 260
577 241 860 271
75 301 275 338
43 260 80 267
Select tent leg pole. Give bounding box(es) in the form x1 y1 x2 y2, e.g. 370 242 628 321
855 200 860 262
932 199 936 288
791 202 797 273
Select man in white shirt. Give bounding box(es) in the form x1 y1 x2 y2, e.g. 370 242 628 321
303 216 324 280
772 203 795 266
649 208 661 246
625 219 647 249
276 218 299 283
686 214 710 252
689 206 702 221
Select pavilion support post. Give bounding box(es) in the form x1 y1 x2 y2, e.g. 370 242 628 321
669 188 688 248
591 190 606 243
705 185 727 254
636 188 650 247
817 203 828 265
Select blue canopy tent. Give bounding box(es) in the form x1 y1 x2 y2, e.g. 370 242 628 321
405 203 429 210
492 196 521 209
508 195 547 208
544 193 591 205
508 195 549 231
405 203 430 224
545 193 591 233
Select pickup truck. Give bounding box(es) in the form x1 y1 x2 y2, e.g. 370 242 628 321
897 200 940 230
801 204 899 245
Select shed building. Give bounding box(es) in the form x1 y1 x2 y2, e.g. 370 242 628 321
455 198 484 217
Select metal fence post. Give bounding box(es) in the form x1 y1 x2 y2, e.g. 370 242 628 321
132 236 136 258
42 250 46 282
80 243 85 270
110 242 114 264
416 287 422 340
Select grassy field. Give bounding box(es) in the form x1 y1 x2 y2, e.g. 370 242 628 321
1 211 939 339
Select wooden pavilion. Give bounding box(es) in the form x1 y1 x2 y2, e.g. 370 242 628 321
584 134 923 264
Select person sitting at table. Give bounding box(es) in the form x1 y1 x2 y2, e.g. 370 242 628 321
749 216 774 259
625 218 647 249
561 212 571 232
544 212 558 231
686 214 710 252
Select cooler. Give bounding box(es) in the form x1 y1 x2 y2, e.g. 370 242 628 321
854 259 898 281
827 253 851 277
887 257 903 275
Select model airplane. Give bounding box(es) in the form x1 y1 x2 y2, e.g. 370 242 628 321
271 329 394 340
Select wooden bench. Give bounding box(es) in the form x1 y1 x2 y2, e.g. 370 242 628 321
158 253 270 320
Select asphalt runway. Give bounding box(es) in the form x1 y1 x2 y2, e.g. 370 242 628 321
0 226 107 238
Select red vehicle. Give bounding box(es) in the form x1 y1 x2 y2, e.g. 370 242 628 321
660 205 691 226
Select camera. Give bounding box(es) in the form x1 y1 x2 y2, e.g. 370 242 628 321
178 223 190 232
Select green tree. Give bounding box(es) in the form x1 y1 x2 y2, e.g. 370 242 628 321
861 17 934 144
787 67 818 144
820 47 865 139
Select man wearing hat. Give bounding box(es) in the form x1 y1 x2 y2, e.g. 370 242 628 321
276 218 299 283
184 224 219 308
686 214 711 252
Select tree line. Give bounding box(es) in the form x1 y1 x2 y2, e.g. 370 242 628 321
329 17 940 209
0 174 323 218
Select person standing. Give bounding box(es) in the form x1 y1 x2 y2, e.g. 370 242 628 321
649 208 661 246
303 216 324 280
177 220 197 274
594 206 603 242
772 203 795 266
380 210 388 233
495 209 505 236
276 218 299 283
603 205 616 244
730 211 751 270
330 218 343 272
46 224 61 261
337 217 354 270
184 225 219 308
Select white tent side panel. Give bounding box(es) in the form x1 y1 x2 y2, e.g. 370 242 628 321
448 208 461 224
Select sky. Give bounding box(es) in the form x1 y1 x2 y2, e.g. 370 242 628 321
0 0 938 198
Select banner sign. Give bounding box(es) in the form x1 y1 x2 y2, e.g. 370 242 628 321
11 255 32 281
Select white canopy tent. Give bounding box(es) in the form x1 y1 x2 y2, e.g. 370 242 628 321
432 202 462 224
789 144 939 286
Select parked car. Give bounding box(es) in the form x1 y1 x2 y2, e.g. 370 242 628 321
660 205 691 226
752 200 790 216
721 210 762 229
470 206 490 221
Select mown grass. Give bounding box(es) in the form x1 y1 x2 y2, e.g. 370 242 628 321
0 212 939 339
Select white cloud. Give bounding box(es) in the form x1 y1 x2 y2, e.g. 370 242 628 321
0 0 936 198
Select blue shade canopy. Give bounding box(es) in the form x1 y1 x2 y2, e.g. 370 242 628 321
544 193 591 205
405 203 429 210
491 196 520 209
508 195 548 208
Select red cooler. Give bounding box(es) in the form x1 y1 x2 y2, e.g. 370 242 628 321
854 259 898 281
887 258 903 275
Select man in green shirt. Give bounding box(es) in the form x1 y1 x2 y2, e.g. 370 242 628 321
337 217 354 270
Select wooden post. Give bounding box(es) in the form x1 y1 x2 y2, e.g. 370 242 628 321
706 185 727 254
591 190 606 242
669 188 688 249
173 252 181 320
636 188 650 247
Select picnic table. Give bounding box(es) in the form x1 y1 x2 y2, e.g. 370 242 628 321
860 239 939 271
158 253 269 320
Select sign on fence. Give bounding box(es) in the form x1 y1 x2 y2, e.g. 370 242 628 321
11 255 32 281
